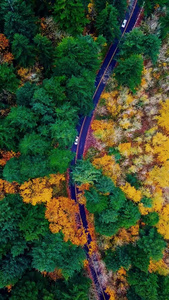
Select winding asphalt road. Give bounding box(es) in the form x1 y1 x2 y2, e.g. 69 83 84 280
69 1 141 299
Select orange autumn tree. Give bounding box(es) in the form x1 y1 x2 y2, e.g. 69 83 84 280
20 174 65 205
0 150 20 167
0 179 18 200
105 286 116 300
113 225 140 247
0 151 20 200
20 174 87 246
0 34 13 64
42 268 63 281
20 177 53 205
45 196 87 246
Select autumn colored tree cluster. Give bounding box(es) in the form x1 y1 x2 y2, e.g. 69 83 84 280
0 34 13 64
85 21 169 298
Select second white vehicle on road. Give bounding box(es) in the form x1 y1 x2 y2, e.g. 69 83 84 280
74 136 79 145
121 19 127 28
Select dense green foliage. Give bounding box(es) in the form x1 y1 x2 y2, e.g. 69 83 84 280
32 232 85 278
94 0 127 18
127 269 169 300
72 159 102 185
94 0 127 43
105 246 131 272
53 35 103 114
95 5 120 43
2 34 102 180
73 160 141 236
0 270 91 300
34 34 54 72
53 0 88 36
115 54 144 93
142 212 159 226
0 64 19 93
104 225 166 288
1 0 38 41
12 34 36 67
119 28 161 64
115 28 162 91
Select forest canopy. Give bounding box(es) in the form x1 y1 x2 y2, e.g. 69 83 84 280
0 0 169 299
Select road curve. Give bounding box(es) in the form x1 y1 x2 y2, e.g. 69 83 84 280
69 2 140 299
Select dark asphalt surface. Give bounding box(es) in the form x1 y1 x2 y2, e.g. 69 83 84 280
69 2 140 299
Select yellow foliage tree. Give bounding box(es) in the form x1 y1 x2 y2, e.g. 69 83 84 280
92 154 121 183
20 178 53 205
138 202 153 215
149 259 169 276
152 132 169 163
146 161 169 188
156 204 169 239
41 268 63 281
151 188 164 212
106 91 122 118
20 174 65 205
118 143 131 157
91 119 116 147
105 286 116 300
120 182 142 203
156 99 169 133
48 269 63 281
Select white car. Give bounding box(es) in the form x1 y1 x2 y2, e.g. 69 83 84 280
121 19 127 28
74 136 79 145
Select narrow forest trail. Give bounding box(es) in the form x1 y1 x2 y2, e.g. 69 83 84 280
69 1 141 299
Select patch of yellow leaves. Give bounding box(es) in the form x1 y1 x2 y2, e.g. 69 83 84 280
156 204 169 239
156 99 169 133
149 259 169 276
120 182 142 203
20 178 53 205
152 132 169 163
0 179 18 200
118 143 131 156
146 161 169 188
92 154 121 183
20 174 65 205
91 119 116 147
105 286 116 300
